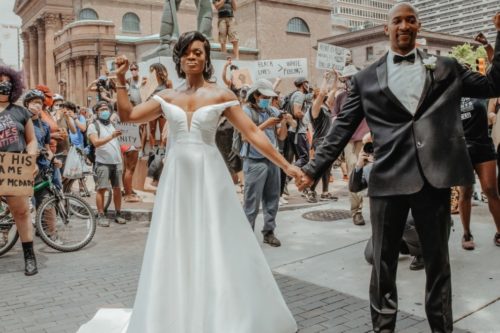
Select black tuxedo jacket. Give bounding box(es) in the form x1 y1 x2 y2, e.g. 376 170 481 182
303 32 500 197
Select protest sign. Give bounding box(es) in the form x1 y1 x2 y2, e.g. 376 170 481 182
231 69 253 89
116 122 141 147
0 152 35 196
316 43 349 71
256 58 307 79
140 71 160 103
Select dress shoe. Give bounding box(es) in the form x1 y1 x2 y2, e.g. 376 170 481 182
409 256 424 271
353 213 365 226
263 231 281 247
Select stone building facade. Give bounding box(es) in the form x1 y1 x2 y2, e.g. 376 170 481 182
15 0 333 105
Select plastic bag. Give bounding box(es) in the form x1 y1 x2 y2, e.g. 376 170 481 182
63 146 84 179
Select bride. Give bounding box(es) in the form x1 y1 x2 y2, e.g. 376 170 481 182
78 31 300 333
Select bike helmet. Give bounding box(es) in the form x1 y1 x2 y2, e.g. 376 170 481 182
23 89 46 107
53 93 64 102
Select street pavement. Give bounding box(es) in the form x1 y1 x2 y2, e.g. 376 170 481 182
1 169 497 332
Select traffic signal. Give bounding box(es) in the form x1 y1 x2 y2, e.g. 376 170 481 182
476 58 486 75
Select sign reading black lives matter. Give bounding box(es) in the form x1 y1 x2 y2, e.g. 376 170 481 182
316 43 349 71
0 152 35 196
256 58 308 80
115 122 141 147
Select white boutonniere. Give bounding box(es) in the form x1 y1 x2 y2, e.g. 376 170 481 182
423 56 437 71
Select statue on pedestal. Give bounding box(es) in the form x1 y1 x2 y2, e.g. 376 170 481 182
143 0 213 60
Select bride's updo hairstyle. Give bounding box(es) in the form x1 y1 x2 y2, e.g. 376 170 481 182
173 31 214 81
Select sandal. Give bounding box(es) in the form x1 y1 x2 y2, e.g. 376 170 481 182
495 233 500 247
462 233 475 251
124 194 141 203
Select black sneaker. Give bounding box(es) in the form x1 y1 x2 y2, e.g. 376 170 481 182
353 213 365 226
306 191 318 203
263 231 281 247
409 256 425 271
494 233 500 247
114 212 127 225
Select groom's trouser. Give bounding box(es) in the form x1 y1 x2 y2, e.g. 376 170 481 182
370 182 453 333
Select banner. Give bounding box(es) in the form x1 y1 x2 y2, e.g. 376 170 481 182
0 152 35 196
256 58 308 79
115 122 141 147
316 43 349 71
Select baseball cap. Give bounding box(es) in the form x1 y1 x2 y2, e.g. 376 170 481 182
294 77 308 87
246 79 277 100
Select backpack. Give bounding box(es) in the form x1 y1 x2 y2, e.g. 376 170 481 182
86 121 101 164
281 91 299 117
231 106 266 157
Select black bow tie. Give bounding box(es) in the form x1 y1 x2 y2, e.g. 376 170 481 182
393 53 416 64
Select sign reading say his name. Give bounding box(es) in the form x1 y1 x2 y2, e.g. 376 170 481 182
115 122 141 146
0 152 35 196
256 58 308 79
316 43 349 71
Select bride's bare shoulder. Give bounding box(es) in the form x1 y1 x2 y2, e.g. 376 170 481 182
208 85 239 103
156 89 180 103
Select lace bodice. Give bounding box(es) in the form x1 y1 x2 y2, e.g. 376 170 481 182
152 95 239 146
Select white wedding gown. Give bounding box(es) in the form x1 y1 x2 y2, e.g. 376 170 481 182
78 96 297 333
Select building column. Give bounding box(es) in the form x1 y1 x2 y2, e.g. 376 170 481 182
37 20 46 85
84 56 97 107
69 60 76 102
59 61 68 99
44 13 59 92
75 57 84 105
28 26 39 88
21 32 30 87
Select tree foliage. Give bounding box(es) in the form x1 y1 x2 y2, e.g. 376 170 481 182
449 43 487 70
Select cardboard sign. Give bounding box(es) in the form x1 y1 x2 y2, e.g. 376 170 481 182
231 69 253 89
0 152 35 196
140 71 160 103
316 43 349 71
256 58 308 79
116 122 141 147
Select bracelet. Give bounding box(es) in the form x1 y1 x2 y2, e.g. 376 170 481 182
115 84 127 89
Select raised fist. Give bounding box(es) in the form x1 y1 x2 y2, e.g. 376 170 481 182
115 55 129 78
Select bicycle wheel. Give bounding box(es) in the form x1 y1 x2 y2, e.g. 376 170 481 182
64 177 112 212
0 213 18 256
36 194 96 252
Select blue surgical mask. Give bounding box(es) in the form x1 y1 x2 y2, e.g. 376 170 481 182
258 98 270 109
99 110 111 121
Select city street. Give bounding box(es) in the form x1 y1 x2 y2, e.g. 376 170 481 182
2 177 497 332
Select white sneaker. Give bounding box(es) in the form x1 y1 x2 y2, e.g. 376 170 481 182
279 197 288 205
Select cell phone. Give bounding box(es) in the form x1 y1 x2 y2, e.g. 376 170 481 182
277 112 285 119
363 142 374 154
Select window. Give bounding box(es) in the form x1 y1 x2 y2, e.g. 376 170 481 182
287 17 310 34
436 50 441 56
122 12 140 32
79 8 98 20
366 46 373 61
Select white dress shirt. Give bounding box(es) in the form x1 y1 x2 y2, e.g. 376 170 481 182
387 48 426 115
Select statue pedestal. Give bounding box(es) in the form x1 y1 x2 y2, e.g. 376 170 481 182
141 44 174 61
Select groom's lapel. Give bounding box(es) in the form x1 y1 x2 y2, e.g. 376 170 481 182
376 54 412 115
414 49 434 117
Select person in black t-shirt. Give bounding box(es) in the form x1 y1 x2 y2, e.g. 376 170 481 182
0 66 39 276
459 97 500 249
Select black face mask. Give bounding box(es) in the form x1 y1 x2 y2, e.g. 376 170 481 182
0 81 13 97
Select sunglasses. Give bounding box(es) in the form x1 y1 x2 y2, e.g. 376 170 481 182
130 68 138 71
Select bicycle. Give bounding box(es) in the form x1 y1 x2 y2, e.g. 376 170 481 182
62 147 112 213
0 154 97 255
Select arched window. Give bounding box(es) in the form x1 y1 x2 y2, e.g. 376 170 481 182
122 12 140 32
79 8 98 20
287 17 310 34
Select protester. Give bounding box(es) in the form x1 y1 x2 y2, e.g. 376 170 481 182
87 101 127 226
0 66 39 276
241 79 289 247
213 0 239 59
148 63 172 155
297 5 500 332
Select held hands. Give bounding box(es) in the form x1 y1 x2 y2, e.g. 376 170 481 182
295 170 314 191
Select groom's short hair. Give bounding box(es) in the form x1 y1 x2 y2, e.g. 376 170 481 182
387 3 420 21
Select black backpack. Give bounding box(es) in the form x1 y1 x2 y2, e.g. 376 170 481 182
86 121 101 164
231 106 268 157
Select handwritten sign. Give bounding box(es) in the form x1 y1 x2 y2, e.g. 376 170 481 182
231 69 253 89
116 122 141 147
0 153 35 196
316 43 349 71
256 58 308 79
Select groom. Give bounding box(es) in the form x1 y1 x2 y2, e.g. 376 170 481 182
297 4 500 332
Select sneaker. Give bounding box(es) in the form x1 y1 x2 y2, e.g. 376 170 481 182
114 212 127 225
306 190 318 203
279 196 288 205
283 186 289 197
97 213 110 227
494 233 500 247
320 192 338 201
409 256 425 271
301 189 309 198
263 231 281 247
462 233 475 250
49 234 64 246
353 212 365 226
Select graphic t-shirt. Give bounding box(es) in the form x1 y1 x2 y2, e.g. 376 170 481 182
0 104 31 152
461 97 490 146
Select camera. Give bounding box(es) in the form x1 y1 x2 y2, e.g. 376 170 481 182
363 142 374 154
